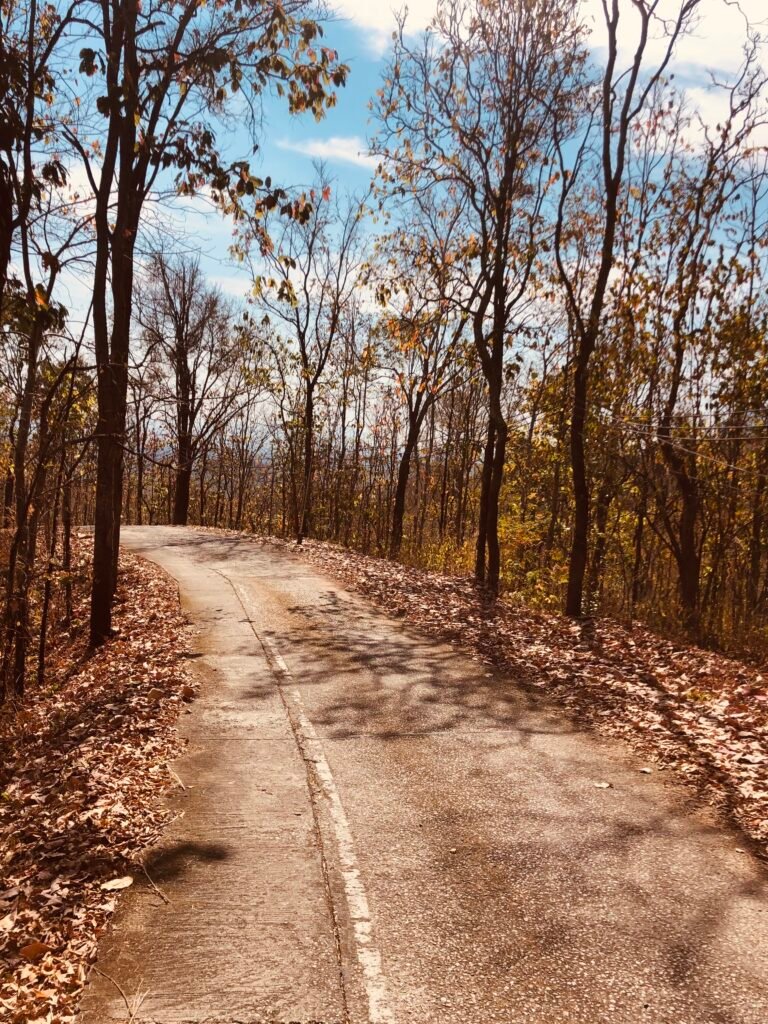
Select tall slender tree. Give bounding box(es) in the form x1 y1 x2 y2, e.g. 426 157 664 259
63 0 347 642
374 0 586 592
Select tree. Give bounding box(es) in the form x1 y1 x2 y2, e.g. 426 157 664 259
373 219 471 557
374 0 586 593
63 0 348 643
136 253 256 526
0 0 75 317
554 0 702 618
243 180 366 543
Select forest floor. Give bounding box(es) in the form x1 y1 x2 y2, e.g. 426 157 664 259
0 548 193 1024
271 536 768 861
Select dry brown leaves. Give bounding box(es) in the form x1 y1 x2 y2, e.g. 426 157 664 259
290 539 768 860
0 548 193 1024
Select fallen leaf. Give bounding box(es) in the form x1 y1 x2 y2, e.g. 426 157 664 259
100 875 134 891
19 941 53 963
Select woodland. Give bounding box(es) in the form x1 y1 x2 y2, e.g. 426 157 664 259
3 2 768 1018
2 0 768 708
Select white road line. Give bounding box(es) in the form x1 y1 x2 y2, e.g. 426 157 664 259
232 581 396 1024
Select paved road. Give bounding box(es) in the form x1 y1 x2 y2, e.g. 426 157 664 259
82 526 768 1024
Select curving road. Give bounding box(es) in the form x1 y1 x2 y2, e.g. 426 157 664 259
82 526 768 1024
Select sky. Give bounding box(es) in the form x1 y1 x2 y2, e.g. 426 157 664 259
55 0 768 319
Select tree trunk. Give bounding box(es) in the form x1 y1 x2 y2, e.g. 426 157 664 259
62 476 73 628
748 463 766 617
298 387 314 543
566 344 592 617
630 490 647 613
2 318 44 697
390 433 417 559
173 435 193 526
135 422 144 525
675 480 701 637
586 479 612 611
485 411 507 594
89 0 139 644
0 160 13 318
90 367 126 645
475 418 495 584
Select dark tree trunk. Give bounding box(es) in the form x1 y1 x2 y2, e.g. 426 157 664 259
62 476 73 628
199 450 208 525
89 0 139 645
38 448 67 686
675 479 701 637
2 317 45 697
298 387 314 543
173 435 193 526
475 418 495 584
484 411 507 594
630 489 647 613
91 357 128 644
390 434 417 559
748 463 766 616
566 344 592 617
586 479 613 610
0 159 13 319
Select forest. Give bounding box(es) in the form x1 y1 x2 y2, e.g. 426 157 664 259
2 0 768 706
5 2 768 1022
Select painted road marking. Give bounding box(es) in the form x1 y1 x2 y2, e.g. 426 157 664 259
231 579 395 1024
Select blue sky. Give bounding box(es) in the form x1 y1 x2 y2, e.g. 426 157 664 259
129 12 394 309
55 0 768 319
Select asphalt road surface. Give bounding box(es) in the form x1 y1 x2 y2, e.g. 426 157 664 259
81 526 768 1024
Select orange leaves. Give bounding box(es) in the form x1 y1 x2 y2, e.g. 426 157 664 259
19 941 53 963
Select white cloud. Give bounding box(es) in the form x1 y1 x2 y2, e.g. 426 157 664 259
332 0 436 54
277 135 378 170
333 0 434 33
336 0 766 69
578 0 765 76
208 272 253 298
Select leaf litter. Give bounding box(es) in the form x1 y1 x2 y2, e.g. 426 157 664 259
0 548 193 1024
